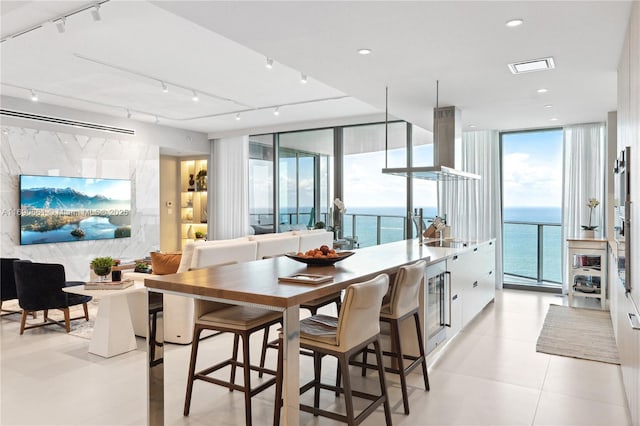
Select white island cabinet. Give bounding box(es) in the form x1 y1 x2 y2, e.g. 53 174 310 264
446 240 496 329
401 239 496 356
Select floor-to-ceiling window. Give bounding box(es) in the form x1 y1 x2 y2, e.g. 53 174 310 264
412 124 438 233
342 122 407 247
249 130 333 234
279 129 333 230
248 134 275 234
501 129 563 289
249 121 429 245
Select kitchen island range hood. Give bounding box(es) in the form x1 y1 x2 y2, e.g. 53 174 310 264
382 105 480 181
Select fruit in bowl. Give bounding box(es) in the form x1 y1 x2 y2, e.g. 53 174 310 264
285 248 354 266
297 246 339 259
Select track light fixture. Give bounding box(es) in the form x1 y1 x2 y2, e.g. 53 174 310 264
2 1 113 43
300 73 308 84
154 115 159 124
161 81 168 93
55 18 66 34
273 107 280 116
191 90 199 102
91 4 101 22
126 109 131 119
30 89 38 102
265 57 274 69
235 113 241 121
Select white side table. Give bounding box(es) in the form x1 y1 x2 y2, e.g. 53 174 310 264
567 238 608 310
63 281 145 357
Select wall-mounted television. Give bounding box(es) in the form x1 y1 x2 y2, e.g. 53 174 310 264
19 175 131 245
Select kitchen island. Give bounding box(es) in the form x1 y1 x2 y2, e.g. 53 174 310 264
144 238 495 425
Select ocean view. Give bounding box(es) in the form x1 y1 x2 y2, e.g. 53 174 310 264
251 205 562 284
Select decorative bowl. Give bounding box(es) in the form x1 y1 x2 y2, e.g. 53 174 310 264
285 251 354 266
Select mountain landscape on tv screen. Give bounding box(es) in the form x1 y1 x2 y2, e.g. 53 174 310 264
20 186 131 245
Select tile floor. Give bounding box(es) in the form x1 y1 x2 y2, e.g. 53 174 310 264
0 289 632 425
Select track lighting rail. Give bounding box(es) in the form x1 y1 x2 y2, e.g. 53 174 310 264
1 1 110 44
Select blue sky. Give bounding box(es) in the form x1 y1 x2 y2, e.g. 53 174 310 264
256 128 565 211
502 129 563 208
21 175 131 201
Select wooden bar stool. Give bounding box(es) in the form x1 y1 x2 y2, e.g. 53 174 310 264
356 260 430 415
183 299 282 426
274 274 392 426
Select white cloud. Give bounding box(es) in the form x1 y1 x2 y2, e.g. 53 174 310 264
503 152 562 207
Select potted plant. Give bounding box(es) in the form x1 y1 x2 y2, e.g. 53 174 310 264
581 198 600 238
194 230 205 239
91 256 115 281
134 262 150 273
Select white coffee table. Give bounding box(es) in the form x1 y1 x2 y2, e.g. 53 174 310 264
63 281 145 358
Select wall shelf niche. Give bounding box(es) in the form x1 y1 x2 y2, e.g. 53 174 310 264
180 158 208 247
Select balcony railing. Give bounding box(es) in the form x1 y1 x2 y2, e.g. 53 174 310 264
503 220 562 286
250 215 562 284
342 213 407 248
249 212 408 246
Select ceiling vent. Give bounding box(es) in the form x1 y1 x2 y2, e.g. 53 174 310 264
508 57 555 74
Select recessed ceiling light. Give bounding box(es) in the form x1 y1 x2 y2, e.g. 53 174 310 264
544 104 553 108
549 118 558 121
508 57 555 74
537 88 548 94
357 48 372 55
505 19 524 27
469 124 477 128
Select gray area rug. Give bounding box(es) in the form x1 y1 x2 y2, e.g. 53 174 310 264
536 304 620 364
2 300 96 340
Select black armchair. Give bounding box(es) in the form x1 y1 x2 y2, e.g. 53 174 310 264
1 258 27 317
13 261 92 335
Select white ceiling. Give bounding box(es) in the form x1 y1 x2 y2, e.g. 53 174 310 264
0 1 633 138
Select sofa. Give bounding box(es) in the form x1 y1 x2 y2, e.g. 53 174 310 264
124 229 334 344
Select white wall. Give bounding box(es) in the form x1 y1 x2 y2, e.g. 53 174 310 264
0 96 210 280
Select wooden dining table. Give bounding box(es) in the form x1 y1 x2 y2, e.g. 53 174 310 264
144 239 431 425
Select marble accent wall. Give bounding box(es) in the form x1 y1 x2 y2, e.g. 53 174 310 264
0 125 160 281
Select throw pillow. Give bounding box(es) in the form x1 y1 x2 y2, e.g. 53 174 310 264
150 252 182 275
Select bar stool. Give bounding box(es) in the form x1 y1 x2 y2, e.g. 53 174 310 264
183 298 282 426
258 256 342 377
274 274 392 426
357 260 430 415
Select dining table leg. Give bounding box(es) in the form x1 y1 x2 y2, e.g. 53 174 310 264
147 291 164 426
282 304 300 426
